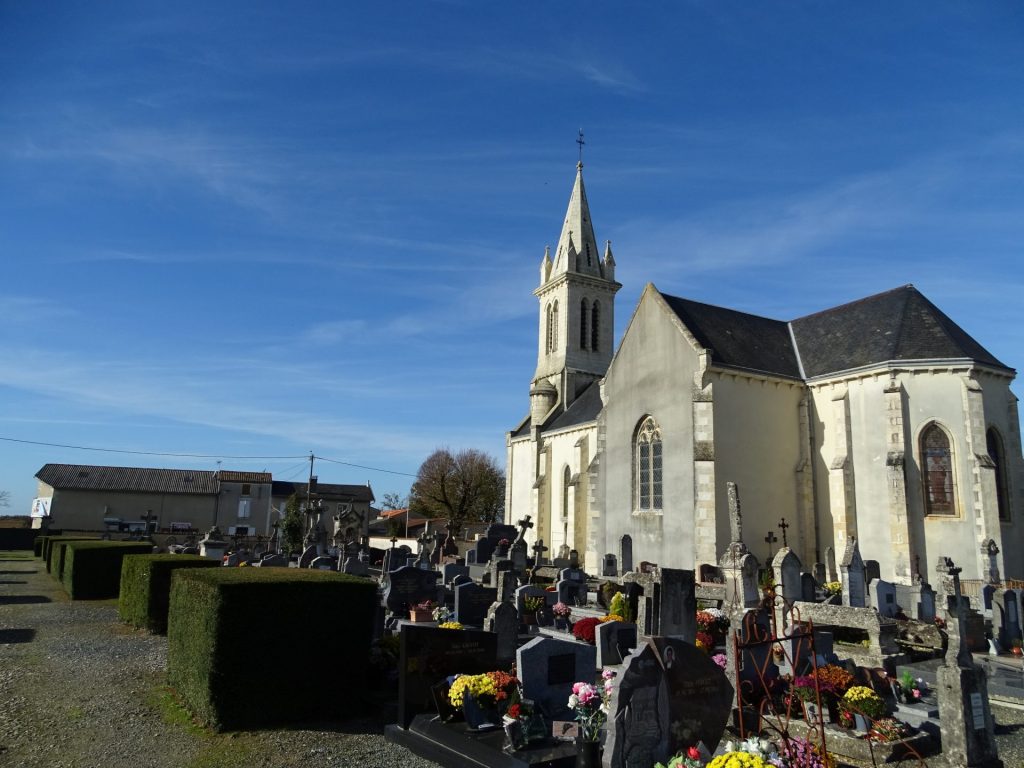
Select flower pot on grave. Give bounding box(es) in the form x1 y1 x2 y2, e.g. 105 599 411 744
1012 646 1023 657
852 713 870 732
521 611 538 627
462 695 500 730
575 738 602 768
503 719 526 750
826 699 841 724
408 608 433 622
555 617 570 631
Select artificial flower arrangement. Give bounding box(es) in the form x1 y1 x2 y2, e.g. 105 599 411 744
432 604 452 622
654 745 703 768
608 592 634 623
600 613 625 623
823 581 843 597
438 621 464 630
522 595 546 613
897 670 926 702
839 685 885 727
696 607 730 640
568 669 615 742
448 670 519 710
868 717 913 743
811 664 854 700
790 674 820 702
776 736 837 768
710 736 774 768
712 653 727 670
552 601 572 619
572 616 601 645
696 630 714 653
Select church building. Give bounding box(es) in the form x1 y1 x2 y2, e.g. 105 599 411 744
505 162 1024 586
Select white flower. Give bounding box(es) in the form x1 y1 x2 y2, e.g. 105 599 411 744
568 694 579 709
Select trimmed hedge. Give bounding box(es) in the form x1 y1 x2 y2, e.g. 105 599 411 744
61 541 154 599
34 536 47 558
47 536 99 577
167 568 377 731
119 554 221 634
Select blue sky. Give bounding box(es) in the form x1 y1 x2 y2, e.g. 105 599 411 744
2 2 1023 515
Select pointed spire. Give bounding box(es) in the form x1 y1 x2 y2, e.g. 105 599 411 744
540 245 552 285
550 163 601 281
603 240 615 280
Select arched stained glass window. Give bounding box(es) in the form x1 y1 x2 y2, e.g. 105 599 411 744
635 417 663 512
988 428 1010 522
921 423 956 516
591 301 600 351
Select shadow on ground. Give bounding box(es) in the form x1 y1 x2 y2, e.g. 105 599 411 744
0 628 37 644
0 595 52 605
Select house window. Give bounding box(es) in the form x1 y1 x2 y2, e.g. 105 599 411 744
562 466 571 519
580 299 589 350
591 301 600 351
241 483 251 496
238 498 252 519
988 428 1011 521
921 423 955 516
635 416 663 512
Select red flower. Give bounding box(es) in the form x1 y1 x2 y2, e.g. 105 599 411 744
687 746 701 759
572 617 601 645
507 703 521 719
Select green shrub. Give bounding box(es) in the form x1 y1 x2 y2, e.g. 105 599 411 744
61 541 154 599
119 554 221 634
47 537 99 577
167 568 377 731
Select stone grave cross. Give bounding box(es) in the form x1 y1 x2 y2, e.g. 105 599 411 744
764 530 778 560
938 557 974 668
532 538 548 564
514 514 533 544
727 481 743 545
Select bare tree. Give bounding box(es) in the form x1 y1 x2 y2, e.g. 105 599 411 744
0 490 9 508
409 448 504 536
380 492 407 511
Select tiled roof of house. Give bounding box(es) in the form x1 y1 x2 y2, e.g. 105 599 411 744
271 481 374 503
790 284 1011 378
217 470 272 483
36 464 218 495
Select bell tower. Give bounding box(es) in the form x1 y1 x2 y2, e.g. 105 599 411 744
532 160 621 420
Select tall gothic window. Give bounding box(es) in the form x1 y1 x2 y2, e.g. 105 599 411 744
562 466 571 519
921 423 956 516
591 301 600 351
545 303 553 354
580 299 589 350
988 428 1011 521
635 416 663 512
552 300 559 351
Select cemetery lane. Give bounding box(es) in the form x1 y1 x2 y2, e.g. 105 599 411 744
0 550 442 768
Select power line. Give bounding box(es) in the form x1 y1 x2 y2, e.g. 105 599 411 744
0 435 420 479
315 454 418 478
0 435 307 461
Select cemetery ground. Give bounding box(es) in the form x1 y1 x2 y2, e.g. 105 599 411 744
0 550 442 768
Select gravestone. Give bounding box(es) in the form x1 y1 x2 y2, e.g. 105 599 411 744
871 579 899 618
603 553 618 577
341 556 368 576
472 523 518 566
515 584 555 615
485 600 519 664
595 620 638 667
800 573 817 603
813 562 826 585
771 548 802 631
992 589 1022 650
398 625 497 728
865 559 881 586
517 636 596 720
619 534 634 574
631 568 697 640
982 584 997 615
557 576 587 607
825 545 837 582
451 572 473 588
310 555 336 571
496 570 518 603
454 582 497 627
255 553 288 568
466 550 477 565
839 537 866 607
384 565 442 614
606 637 733 768
441 562 469 585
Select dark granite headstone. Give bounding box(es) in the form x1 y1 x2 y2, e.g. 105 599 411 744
384 565 441 614
606 638 732 768
398 625 497 728
485 600 518 663
800 572 817 602
454 582 497 627
517 636 596 720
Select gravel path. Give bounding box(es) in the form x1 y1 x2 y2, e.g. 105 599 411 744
0 551 441 768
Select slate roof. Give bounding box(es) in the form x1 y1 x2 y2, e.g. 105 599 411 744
547 380 603 431
791 285 1010 378
271 480 374 503
36 464 218 495
659 294 802 379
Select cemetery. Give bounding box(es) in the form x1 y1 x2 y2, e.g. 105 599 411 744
15 487 1023 768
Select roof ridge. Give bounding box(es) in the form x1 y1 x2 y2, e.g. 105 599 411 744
660 292 786 324
791 284 915 323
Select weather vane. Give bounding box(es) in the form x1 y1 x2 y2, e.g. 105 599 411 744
577 128 585 165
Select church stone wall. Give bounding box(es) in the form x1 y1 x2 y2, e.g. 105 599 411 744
711 373 805 565
600 294 699 570
506 436 535 533
809 366 1016 582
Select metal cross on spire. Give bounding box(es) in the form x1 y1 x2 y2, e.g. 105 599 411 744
778 517 790 548
576 129 585 166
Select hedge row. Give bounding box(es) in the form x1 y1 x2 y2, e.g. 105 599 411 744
167 568 377 731
119 554 220 634
33 536 46 557
61 540 154 599
47 537 99 577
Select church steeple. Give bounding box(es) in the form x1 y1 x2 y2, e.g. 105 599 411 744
532 160 621 408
